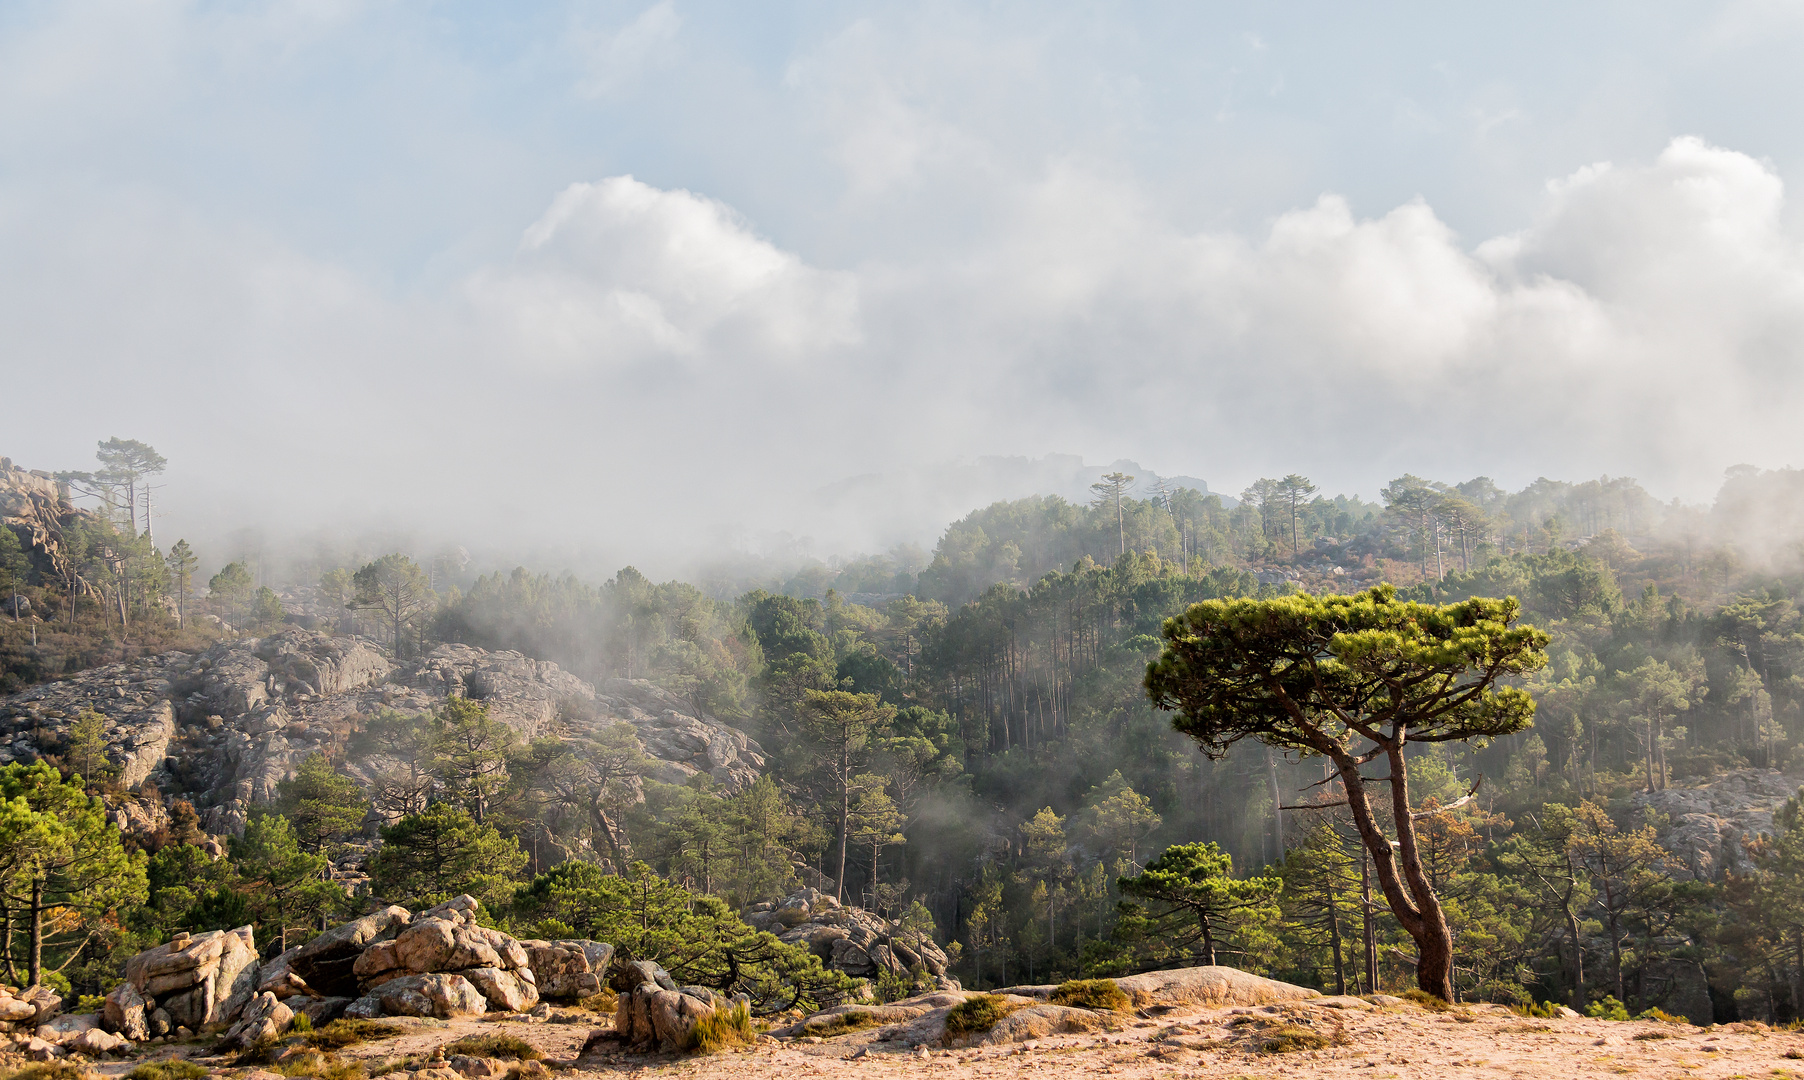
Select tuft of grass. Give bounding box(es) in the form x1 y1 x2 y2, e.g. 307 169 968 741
289 1011 314 1035
301 1019 409 1050
126 1063 209 1080
1258 1024 1332 1054
1048 979 1131 1013
443 1035 543 1061
1633 1030 1679 1040
3 1065 93 1080
689 1001 756 1055
943 995 1023 1040
1400 989 1455 1013
579 989 617 1013
1636 1007 1691 1025
1510 1000 1560 1018
803 1011 883 1037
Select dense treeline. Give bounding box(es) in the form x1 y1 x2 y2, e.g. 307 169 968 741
19 448 1804 1019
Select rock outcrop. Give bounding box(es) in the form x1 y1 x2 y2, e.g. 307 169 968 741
107 895 579 1040
105 925 260 1038
0 628 765 847
612 960 716 1052
1634 769 1804 881
326 895 541 1020
520 940 614 1001
744 888 956 985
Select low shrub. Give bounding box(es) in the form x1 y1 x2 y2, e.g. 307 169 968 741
1 1064 91 1080
1400 989 1455 1013
1509 1000 1560 1019
578 990 617 1013
802 1011 883 1037
689 1001 756 1054
1633 1030 1678 1040
289 1012 314 1034
1585 996 1630 1021
125 1062 208 1080
302 1019 409 1050
1635 1007 1691 1025
1048 979 1130 1013
943 995 1023 1040
126 1063 209 1080
444 1034 543 1061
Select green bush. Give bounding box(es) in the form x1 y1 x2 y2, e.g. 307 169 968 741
1586 996 1630 1021
289 1012 313 1034
1509 1000 1560 1018
126 1064 209 1080
443 1035 543 1061
1635 1006 1691 1025
1048 979 1131 1012
689 1001 756 1054
943 995 1023 1039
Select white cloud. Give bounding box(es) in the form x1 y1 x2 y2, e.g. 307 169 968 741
466 176 858 371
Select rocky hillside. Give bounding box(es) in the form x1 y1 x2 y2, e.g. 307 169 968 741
0 628 764 839
1633 768 1804 881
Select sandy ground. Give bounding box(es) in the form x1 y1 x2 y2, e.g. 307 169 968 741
85 1000 1804 1080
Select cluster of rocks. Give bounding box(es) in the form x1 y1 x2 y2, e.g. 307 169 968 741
86 895 618 1052
104 925 261 1041
742 888 956 987
0 627 768 850
0 459 75 579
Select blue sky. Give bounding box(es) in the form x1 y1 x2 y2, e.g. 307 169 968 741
6 2 1804 566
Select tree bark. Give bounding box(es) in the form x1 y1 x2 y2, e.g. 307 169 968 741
28 877 42 990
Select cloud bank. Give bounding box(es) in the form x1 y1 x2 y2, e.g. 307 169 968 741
8 134 1802 575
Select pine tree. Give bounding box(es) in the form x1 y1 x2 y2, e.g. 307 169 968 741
274 753 368 855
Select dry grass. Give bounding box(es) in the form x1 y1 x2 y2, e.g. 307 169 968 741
943 995 1024 1040
301 1019 410 1050
1048 979 1131 1013
2 1065 92 1080
1257 1023 1335 1054
802 1011 885 1037
690 1001 757 1055
125 1064 209 1080
444 1034 543 1061
579 990 617 1013
1399 989 1456 1013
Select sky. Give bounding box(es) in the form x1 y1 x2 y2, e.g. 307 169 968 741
6 1 1804 573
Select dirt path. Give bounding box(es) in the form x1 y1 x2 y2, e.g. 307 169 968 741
552 1004 1804 1080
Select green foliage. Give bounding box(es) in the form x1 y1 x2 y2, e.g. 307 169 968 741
506 861 859 1014
0 762 148 986
367 803 526 909
942 995 1022 1039
1048 979 1130 1012
1118 841 1279 969
1586 995 1631 1021
274 754 368 855
289 1012 313 1034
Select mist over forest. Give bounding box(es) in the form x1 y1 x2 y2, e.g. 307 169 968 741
11 439 1804 1022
